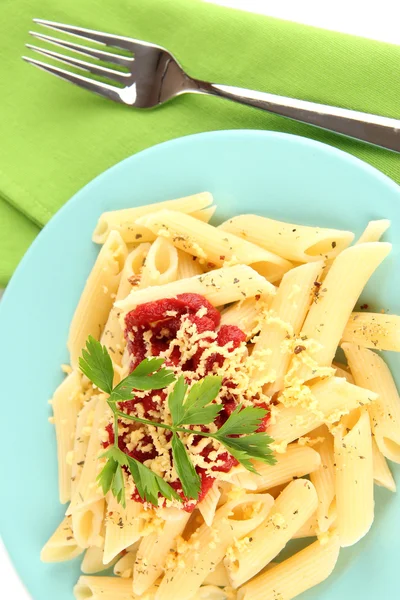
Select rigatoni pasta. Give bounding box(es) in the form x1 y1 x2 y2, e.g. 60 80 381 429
42 198 399 600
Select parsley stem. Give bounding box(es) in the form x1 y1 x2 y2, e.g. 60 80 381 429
115 410 215 438
113 410 119 448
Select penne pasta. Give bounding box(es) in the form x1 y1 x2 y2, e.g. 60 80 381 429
218 214 354 262
197 482 221 527
116 265 276 314
72 499 105 549
140 237 179 289
309 426 337 533
92 192 213 244
341 312 400 351
133 510 190 595
334 410 374 547
41 515 84 562
342 343 400 463
268 377 378 449
292 242 391 382
250 261 323 389
333 362 354 384
224 479 318 588
68 397 109 514
237 533 340 600
114 550 137 578
136 210 293 283
203 561 230 587
176 249 204 279
68 231 128 367
81 545 119 574
228 444 321 492
190 205 217 223
220 295 271 339
103 496 144 565
356 219 390 244
156 494 274 600
372 436 396 492
71 397 99 496
74 576 139 600
100 243 151 370
52 370 84 504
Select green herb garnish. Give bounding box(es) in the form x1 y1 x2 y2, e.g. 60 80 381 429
79 335 275 508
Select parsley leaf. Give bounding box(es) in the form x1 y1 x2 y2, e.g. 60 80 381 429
97 446 129 507
216 404 267 436
79 335 113 394
171 375 223 426
125 455 181 505
171 433 201 500
111 463 126 507
168 376 188 425
216 432 276 474
109 357 175 403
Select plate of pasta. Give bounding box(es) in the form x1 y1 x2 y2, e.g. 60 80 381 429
0 130 399 600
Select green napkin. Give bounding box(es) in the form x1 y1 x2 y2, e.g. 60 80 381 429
1 0 399 286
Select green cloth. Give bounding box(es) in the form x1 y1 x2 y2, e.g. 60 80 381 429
1 0 399 286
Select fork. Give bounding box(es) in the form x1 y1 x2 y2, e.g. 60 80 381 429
23 19 400 153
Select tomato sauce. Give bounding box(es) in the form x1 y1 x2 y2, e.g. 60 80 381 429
105 293 269 509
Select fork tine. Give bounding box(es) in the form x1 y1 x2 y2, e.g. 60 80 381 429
22 55 123 103
33 18 153 53
25 44 130 84
29 31 134 67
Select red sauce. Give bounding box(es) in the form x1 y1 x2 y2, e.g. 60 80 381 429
105 293 269 510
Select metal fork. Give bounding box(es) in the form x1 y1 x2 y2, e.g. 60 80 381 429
23 19 400 152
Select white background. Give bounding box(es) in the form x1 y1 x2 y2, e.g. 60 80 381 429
1 0 399 598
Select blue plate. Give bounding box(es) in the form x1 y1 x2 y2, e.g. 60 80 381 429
0 130 399 600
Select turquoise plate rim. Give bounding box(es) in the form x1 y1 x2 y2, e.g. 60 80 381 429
0 130 399 600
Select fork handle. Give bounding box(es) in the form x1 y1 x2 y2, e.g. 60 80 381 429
194 81 400 153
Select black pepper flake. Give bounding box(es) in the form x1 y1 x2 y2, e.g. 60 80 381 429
66 536 73 540
233 277 239 284
331 241 337 248
360 303 369 310
135 233 143 239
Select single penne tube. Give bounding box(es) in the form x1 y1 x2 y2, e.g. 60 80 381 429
71 396 99 496
220 295 271 339
156 493 274 600
356 219 391 244
342 343 400 463
140 237 179 289
309 426 336 533
52 370 84 504
41 515 84 562
68 230 128 367
116 265 276 314
224 479 318 588
103 495 144 565
72 498 105 549
100 243 151 370
190 205 217 223
176 249 204 279
68 397 109 514
133 510 190 595
237 532 340 600
291 513 318 538
268 377 378 449
218 214 354 262
81 545 119 574
74 576 139 600
334 409 374 547
92 192 213 244
136 210 292 283
229 444 321 492
333 362 354 384
202 561 230 587
341 312 400 351
372 436 396 492
293 242 391 381
197 482 221 527
250 261 323 389
114 551 137 578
